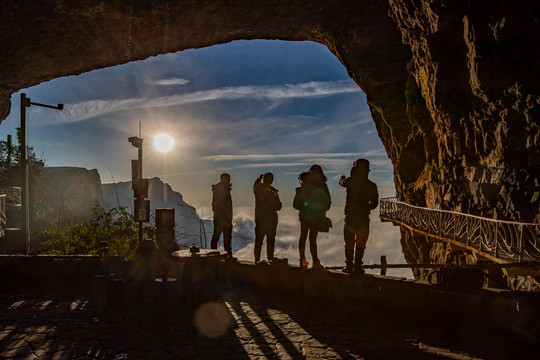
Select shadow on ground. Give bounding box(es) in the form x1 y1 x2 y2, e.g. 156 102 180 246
0 278 538 359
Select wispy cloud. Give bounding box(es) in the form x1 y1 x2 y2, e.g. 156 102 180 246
235 162 307 169
47 80 361 125
202 151 384 162
201 150 392 173
150 78 190 86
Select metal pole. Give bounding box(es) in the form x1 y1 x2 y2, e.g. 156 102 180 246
138 143 143 244
19 94 63 255
20 93 30 255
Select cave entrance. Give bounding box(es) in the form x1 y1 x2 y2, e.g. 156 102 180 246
0 39 408 276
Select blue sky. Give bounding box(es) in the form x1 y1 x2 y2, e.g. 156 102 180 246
1 39 408 275
0 40 395 208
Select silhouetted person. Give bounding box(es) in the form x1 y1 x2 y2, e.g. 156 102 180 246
211 173 233 257
293 165 331 270
339 159 379 274
253 173 282 263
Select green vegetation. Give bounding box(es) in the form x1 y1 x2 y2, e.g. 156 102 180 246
39 205 155 257
1 131 157 256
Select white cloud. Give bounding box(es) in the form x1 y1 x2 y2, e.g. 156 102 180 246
235 162 308 169
43 80 362 125
201 151 392 175
150 78 190 86
202 151 385 162
229 207 412 278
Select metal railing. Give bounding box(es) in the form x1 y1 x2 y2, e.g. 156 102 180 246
379 197 540 263
0 186 22 206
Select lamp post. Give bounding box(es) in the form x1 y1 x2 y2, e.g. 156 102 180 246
129 136 149 244
20 93 63 254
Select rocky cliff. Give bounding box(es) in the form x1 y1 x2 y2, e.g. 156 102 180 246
40 167 202 245
102 177 202 245
1 1 538 272
41 167 103 223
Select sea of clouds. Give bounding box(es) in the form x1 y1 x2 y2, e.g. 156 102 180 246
199 206 412 278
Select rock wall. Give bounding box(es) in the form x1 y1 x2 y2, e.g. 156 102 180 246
387 0 540 224
1 1 538 270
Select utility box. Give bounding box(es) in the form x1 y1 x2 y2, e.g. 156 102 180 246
134 198 150 222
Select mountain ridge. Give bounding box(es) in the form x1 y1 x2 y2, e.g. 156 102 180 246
42 166 202 246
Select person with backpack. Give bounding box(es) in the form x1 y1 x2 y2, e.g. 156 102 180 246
339 159 379 274
253 173 282 263
293 165 331 270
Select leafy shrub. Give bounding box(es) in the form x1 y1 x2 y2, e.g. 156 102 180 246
39 205 155 257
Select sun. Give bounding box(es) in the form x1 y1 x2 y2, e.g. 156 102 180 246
154 133 175 152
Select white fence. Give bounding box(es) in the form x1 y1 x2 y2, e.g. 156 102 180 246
379 197 540 262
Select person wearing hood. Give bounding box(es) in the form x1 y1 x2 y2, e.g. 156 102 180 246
293 164 331 270
211 173 234 257
253 172 282 263
339 159 379 274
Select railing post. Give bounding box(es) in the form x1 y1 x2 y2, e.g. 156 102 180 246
380 255 387 276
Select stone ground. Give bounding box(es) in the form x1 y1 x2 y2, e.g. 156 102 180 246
0 280 537 360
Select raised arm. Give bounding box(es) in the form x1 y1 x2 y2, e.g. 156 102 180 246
253 174 263 193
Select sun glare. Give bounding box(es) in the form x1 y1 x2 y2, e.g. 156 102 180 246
154 133 175 152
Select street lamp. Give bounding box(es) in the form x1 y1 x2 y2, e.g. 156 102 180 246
20 93 63 254
129 136 149 245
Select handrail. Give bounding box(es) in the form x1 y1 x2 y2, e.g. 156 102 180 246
379 197 540 263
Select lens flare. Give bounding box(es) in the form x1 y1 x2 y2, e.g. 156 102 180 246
193 302 231 338
154 133 174 152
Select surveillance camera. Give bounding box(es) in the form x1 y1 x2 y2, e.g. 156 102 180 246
128 137 143 148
